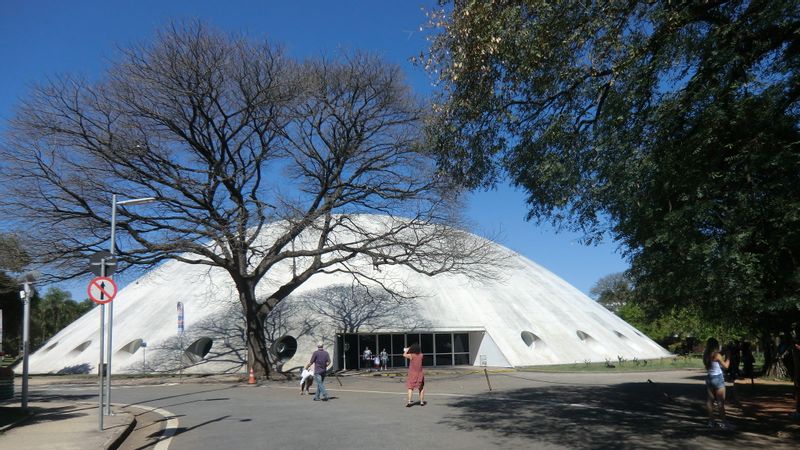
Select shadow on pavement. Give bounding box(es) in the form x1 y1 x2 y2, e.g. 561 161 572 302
439 381 797 449
6 403 94 428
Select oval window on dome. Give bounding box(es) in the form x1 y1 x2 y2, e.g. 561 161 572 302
521 331 541 347
183 337 213 364
576 330 593 342
118 338 144 354
70 340 92 354
614 330 627 339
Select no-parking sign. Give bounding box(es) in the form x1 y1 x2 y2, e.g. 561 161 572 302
87 276 118 305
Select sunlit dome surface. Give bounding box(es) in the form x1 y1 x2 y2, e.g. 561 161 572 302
27 215 669 375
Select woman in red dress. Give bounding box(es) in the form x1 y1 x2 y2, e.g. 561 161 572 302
403 343 425 407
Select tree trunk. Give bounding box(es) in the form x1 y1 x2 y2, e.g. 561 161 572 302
240 283 271 379
761 331 774 375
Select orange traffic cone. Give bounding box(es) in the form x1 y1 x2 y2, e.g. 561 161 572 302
248 367 257 385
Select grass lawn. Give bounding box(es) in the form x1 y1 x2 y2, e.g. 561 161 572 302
520 355 705 372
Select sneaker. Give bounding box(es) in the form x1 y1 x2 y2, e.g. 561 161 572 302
313 398 320 401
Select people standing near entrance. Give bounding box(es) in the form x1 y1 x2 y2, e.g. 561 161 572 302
380 348 389 371
703 337 733 429
363 347 373 371
306 342 331 401
373 355 380 371
403 343 425 407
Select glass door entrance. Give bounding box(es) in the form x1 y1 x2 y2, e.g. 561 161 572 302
336 332 469 370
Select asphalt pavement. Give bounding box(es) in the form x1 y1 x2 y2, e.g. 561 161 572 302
1 369 799 450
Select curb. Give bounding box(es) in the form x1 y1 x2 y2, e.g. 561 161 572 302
105 413 137 450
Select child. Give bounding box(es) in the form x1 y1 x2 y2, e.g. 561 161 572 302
373 355 380 371
300 366 314 395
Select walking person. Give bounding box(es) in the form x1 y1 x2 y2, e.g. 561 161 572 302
704 337 733 430
403 343 425 407
306 342 331 401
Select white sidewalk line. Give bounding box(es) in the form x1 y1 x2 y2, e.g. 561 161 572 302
126 403 180 450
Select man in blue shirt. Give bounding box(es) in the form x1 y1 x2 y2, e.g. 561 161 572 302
306 342 331 401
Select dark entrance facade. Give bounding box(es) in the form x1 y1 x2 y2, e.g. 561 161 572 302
336 332 470 370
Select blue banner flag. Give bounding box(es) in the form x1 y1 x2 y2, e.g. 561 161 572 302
177 301 184 334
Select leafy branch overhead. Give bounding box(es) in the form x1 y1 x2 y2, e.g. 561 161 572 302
425 1 800 329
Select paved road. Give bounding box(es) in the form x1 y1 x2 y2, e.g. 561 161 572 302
26 370 798 449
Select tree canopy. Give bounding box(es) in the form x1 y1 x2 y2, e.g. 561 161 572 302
589 272 633 314
425 0 800 331
0 23 500 375
590 271 747 351
0 232 29 276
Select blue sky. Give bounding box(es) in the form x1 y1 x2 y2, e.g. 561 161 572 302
0 1 628 297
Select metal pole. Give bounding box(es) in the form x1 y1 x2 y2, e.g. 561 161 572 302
105 194 117 416
98 260 106 431
98 302 105 431
178 333 183 383
20 283 31 409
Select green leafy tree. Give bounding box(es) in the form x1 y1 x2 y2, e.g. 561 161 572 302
0 233 29 275
590 272 735 350
0 232 29 355
30 288 93 349
424 1 800 336
589 272 633 314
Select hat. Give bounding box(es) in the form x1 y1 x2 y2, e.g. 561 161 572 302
317 342 324 348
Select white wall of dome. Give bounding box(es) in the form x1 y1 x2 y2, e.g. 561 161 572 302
26 215 670 375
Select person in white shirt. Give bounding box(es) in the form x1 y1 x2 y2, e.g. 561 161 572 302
363 347 373 371
299 366 314 395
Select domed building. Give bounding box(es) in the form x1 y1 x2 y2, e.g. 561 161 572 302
27 215 670 375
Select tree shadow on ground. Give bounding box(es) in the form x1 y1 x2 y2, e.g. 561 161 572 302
56 363 92 374
440 381 798 449
4 400 96 429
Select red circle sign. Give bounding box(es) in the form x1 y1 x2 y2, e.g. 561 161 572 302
87 276 118 304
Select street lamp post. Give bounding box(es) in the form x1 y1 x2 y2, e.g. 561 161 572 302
19 271 38 410
105 194 155 415
19 283 31 409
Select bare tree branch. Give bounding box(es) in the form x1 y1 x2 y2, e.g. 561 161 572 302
0 23 504 376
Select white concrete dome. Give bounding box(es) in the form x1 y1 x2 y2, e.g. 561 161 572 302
27 215 669 374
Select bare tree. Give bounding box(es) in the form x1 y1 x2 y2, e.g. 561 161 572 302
0 23 501 376
303 284 425 334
